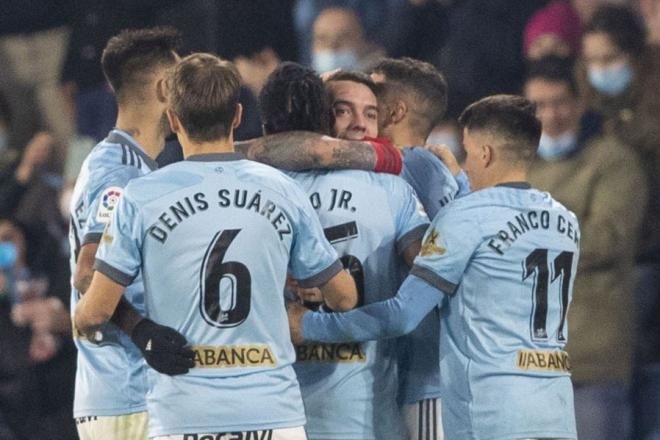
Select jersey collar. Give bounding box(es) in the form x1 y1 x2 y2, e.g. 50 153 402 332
106 129 159 170
496 182 531 189
186 152 246 162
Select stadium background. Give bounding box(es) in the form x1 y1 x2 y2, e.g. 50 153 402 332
0 0 658 439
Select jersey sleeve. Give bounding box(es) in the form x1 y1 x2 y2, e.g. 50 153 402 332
82 166 140 245
409 207 482 295
287 183 342 288
302 274 442 342
401 148 459 219
93 188 144 287
391 179 430 255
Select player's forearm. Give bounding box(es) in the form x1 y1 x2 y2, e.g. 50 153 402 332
238 131 377 171
74 271 126 337
302 275 440 342
110 296 144 335
74 297 112 337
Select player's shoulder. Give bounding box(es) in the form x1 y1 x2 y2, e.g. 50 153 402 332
402 146 451 173
541 190 579 224
234 159 308 196
79 142 139 193
121 160 197 204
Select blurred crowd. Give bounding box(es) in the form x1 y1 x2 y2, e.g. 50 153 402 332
0 0 659 439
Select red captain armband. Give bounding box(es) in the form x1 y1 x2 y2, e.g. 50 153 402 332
365 136 402 175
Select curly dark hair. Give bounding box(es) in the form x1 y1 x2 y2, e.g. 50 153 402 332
259 62 331 135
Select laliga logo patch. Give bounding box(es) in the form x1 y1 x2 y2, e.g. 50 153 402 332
96 186 123 224
102 189 121 210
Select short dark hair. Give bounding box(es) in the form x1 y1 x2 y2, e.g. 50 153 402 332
325 70 379 97
168 53 242 142
371 57 448 138
585 5 646 58
459 95 542 164
101 27 181 104
525 55 579 95
259 62 331 135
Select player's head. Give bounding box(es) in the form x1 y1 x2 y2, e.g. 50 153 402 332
370 57 448 143
101 27 181 107
524 56 583 139
259 62 331 135
166 53 242 144
458 95 541 190
325 70 378 140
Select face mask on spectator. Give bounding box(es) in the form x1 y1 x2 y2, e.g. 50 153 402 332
0 242 17 269
588 62 633 96
537 131 578 160
312 49 359 73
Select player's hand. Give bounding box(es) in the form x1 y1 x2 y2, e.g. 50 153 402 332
424 144 461 176
287 301 308 344
319 68 341 82
296 287 323 303
130 318 195 375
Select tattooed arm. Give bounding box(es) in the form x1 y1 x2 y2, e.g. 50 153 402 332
235 131 377 171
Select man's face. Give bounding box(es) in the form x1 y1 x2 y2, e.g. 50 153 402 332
328 80 378 140
524 78 581 137
313 8 363 53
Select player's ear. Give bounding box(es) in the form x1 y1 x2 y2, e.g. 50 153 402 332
166 109 180 134
390 99 407 125
482 144 494 167
232 103 243 130
156 78 168 104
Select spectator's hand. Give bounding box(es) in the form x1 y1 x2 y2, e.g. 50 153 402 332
29 331 61 363
424 144 461 176
130 318 195 375
12 297 71 334
15 132 54 184
287 301 308 344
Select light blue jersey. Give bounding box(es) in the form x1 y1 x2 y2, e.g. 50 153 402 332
288 170 429 440
69 129 155 417
94 153 342 437
399 146 463 405
303 183 580 440
401 147 460 219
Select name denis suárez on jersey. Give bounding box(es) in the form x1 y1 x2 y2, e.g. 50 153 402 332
148 189 293 244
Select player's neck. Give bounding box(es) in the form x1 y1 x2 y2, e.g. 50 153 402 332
389 126 425 148
477 168 528 191
115 109 165 160
181 136 235 159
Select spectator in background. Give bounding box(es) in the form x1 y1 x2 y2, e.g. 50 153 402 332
0 132 55 218
62 0 131 143
0 0 75 162
523 0 583 60
0 217 75 440
311 7 385 73
429 0 546 118
294 0 413 65
580 9 660 437
524 55 647 440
